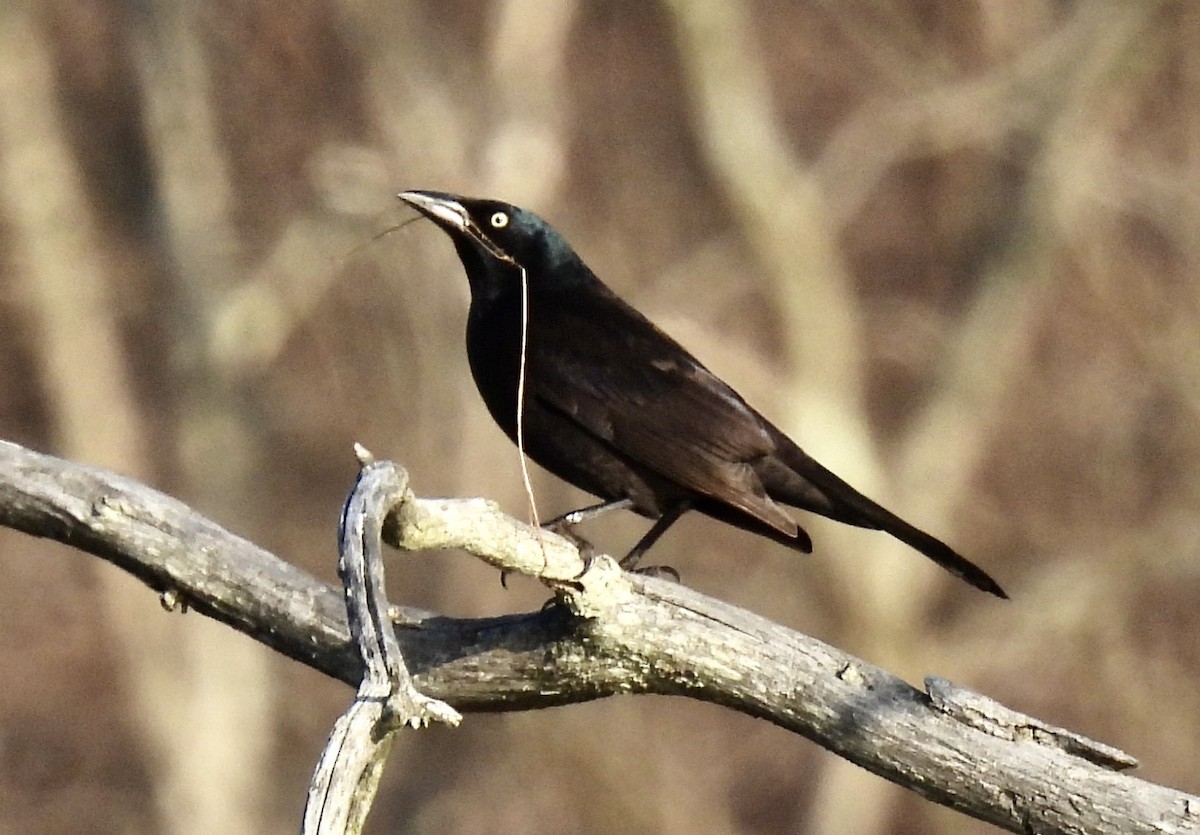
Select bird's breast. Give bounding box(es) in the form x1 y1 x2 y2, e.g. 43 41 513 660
465 298 526 437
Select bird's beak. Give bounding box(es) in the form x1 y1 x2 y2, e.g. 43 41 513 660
398 190 516 265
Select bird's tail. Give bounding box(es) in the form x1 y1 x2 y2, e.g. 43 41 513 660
771 443 1007 599
856 497 1007 599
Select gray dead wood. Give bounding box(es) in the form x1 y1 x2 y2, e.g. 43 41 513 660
304 451 460 835
0 439 1197 834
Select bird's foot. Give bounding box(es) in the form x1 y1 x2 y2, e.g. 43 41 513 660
502 525 594 589
618 547 681 581
628 564 681 582
544 521 596 562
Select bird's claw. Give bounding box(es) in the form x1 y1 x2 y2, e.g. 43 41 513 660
628 564 681 582
544 519 596 562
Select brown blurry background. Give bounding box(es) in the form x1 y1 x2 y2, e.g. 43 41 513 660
0 1 1197 833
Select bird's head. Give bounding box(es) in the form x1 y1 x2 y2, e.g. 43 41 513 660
398 190 585 300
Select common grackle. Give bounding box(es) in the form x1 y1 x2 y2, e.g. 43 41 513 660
398 190 1005 598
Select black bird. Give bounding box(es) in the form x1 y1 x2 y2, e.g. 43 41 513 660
398 190 1006 598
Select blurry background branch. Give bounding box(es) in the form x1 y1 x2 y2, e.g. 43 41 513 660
1 440 1196 835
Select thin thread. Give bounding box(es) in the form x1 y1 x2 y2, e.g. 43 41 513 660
515 265 541 531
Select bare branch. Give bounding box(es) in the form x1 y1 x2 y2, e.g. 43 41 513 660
0 438 1196 834
304 452 460 835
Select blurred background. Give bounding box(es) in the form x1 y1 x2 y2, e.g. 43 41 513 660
0 0 1197 832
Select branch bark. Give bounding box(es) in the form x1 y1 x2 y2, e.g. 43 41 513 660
304 452 461 835
0 438 1196 834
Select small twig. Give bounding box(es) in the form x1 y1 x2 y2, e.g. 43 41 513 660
303 447 460 835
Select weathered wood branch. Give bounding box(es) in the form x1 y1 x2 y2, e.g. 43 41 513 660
304 452 461 835
0 439 1196 834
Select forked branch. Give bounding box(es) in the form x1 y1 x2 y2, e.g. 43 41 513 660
0 439 1194 834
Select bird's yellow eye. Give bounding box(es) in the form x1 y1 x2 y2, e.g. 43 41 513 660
490 211 509 229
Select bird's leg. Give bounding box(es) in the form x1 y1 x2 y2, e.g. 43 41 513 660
620 501 690 572
544 498 634 529
542 497 634 555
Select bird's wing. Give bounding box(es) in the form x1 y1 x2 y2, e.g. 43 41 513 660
529 294 799 537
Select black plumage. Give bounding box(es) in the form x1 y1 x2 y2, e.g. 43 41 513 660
398 190 1005 598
